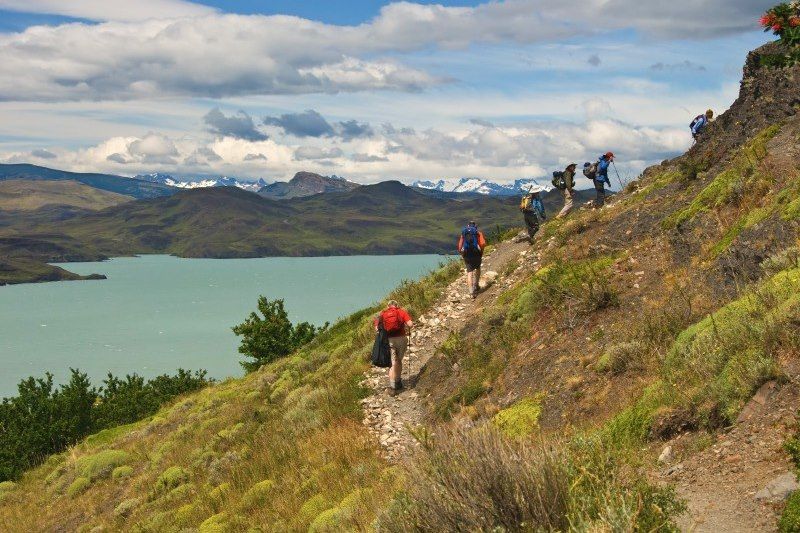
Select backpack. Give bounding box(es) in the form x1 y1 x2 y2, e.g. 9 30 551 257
583 162 598 180
461 225 481 253
551 170 566 190
371 326 391 368
519 195 532 211
690 115 704 130
381 307 405 335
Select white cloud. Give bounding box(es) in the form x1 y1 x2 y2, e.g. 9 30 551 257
0 117 689 185
0 0 216 21
0 0 773 102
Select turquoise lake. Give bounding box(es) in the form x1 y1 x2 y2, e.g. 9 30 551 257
0 254 447 398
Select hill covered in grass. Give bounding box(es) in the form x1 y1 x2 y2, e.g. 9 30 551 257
3 36 800 533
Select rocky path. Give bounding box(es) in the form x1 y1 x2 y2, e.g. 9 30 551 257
658 376 800 532
360 236 534 461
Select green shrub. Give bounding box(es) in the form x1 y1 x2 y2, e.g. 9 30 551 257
111 465 134 480
154 466 189 494
781 490 800 533
66 477 91 498
75 450 130 480
239 479 274 511
113 498 141 519
492 396 543 438
233 296 327 372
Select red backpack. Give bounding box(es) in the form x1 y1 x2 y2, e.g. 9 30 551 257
381 307 404 335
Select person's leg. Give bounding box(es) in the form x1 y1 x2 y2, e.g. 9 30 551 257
474 266 481 294
524 212 536 241
389 336 407 389
557 190 573 218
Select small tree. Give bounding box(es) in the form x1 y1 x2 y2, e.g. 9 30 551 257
232 297 325 372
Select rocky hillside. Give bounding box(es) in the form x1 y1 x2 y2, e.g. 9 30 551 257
2 39 800 531
258 171 359 199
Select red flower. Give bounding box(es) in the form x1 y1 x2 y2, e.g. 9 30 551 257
773 23 784 32
790 16 800 27
760 14 775 26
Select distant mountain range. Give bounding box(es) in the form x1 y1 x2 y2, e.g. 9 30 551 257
0 164 175 199
411 178 551 196
134 173 267 192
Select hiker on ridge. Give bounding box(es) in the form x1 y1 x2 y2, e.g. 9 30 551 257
593 152 614 208
458 221 487 299
374 300 413 396
691 110 714 141
519 185 546 243
556 163 577 219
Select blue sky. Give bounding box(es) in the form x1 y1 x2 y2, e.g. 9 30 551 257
0 0 777 185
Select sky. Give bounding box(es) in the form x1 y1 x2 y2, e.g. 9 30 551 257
0 0 776 186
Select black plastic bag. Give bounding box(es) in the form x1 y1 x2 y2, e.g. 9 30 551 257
371 327 392 368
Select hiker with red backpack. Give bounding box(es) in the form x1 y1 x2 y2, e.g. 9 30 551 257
373 300 413 395
458 221 487 299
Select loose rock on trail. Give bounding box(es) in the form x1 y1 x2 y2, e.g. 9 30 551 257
360 236 534 461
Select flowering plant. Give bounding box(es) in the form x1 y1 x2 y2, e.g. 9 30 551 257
760 2 800 46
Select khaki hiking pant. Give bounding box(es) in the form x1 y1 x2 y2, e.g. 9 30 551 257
557 189 574 218
389 336 408 363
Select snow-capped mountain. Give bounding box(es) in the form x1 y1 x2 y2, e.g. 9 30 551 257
134 173 267 192
411 177 551 196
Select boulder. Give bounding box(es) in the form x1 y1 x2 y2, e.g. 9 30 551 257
755 472 799 502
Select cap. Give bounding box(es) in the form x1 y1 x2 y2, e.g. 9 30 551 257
605 152 615 159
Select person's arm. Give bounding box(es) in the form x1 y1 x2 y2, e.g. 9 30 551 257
478 232 487 249
457 235 464 253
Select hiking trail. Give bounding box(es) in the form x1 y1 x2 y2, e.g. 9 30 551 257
360 236 534 461
657 372 800 532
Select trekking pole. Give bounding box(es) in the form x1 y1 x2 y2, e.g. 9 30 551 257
611 161 624 191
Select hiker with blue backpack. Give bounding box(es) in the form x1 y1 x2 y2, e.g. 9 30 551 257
690 110 714 141
588 152 614 208
458 221 487 299
519 185 546 243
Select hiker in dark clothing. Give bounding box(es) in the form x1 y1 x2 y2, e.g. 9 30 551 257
593 152 614 208
374 300 413 395
458 221 487 299
557 163 577 219
691 110 714 141
519 185 546 243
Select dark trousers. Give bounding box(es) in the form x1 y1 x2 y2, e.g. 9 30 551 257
594 180 606 207
523 211 540 240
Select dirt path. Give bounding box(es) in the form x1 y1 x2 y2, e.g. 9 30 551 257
658 376 800 532
360 236 534 461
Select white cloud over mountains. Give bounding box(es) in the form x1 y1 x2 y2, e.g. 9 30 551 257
8 110 689 183
0 0 773 102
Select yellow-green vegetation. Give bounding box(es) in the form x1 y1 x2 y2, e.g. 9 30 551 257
663 125 781 230
66 477 90 498
110 465 133 480
780 491 800 532
595 341 647 375
605 265 800 444
74 450 130 481
0 260 461 531
378 427 684 532
492 395 544 438
708 205 774 258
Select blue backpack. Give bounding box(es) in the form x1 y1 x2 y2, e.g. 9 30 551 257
461 225 480 253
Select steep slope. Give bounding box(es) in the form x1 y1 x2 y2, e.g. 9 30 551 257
0 164 176 199
0 179 131 211
259 171 359 199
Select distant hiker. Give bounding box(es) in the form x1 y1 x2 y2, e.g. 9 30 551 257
556 163 577 219
593 152 614 208
519 185 546 243
690 110 714 141
458 221 487 299
374 300 413 395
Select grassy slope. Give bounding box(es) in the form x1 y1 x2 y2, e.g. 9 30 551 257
0 180 132 211
0 261 461 531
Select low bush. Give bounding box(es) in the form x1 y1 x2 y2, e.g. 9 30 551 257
595 341 646 375
377 427 683 532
